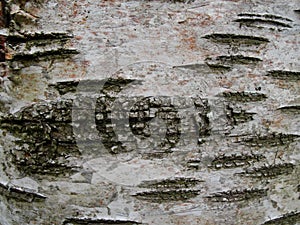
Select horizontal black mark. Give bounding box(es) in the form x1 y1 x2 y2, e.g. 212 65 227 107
174 63 231 73
202 33 269 45
205 55 262 66
277 105 300 114
49 78 140 95
237 13 293 22
7 32 73 43
206 64 232 72
236 133 299 147
11 48 79 61
222 91 267 102
187 158 201 169
138 177 202 189
261 211 300 225
238 163 295 178
208 153 265 170
63 217 142 225
267 70 300 81
207 188 267 202
133 189 200 202
234 18 292 29
0 182 46 202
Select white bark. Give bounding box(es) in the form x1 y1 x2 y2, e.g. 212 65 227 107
0 0 299 224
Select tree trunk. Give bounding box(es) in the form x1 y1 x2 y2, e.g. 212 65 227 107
0 0 299 224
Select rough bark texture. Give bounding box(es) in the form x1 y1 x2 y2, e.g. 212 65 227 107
0 0 299 224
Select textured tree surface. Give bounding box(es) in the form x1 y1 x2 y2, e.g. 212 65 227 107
0 0 299 224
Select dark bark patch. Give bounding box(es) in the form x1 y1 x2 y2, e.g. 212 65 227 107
237 163 295 178
277 105 300 114
63 217 143 225
133 189 200 203
174 63 232 73
205 55 262 67
267 70 300 81
261 211 300 225
207 188 267 202
235 133 299 147
237 13 292 22
138 177 203 189
226 105 255 125
202 33 269 45
222 91 267 102
208 153 265 170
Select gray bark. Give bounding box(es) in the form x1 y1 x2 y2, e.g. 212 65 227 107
0 0 299 224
